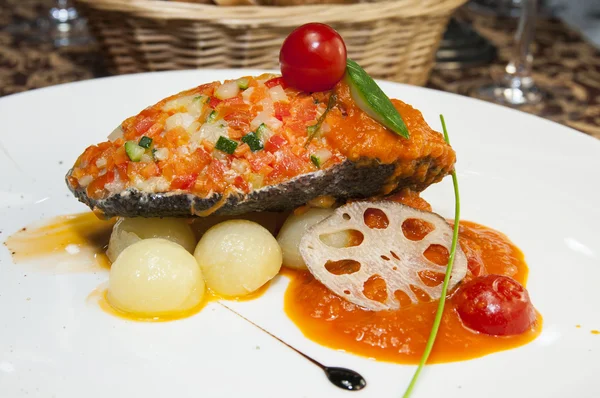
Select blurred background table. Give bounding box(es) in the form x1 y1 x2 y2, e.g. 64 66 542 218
1 0 599 139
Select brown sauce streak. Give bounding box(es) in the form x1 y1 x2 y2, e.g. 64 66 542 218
88 282 271 322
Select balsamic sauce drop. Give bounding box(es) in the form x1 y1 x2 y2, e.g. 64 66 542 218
218 303 366 391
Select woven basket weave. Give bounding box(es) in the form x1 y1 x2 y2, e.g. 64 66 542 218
77 0 466 85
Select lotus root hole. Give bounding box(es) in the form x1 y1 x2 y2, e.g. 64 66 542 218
325 259 361 275
362 274 388 303
319 230 364 248
390 251 400 261
394 290 412 308
343 290 351 295
423 244 450 266
418 270 445 287
410 285 432 303
392 266 398 271
363 208 389 229
381 255 390 261
402 218 435 241
342 213 351 220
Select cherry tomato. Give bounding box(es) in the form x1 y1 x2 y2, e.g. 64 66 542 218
453 274 536 336
280 23 347 92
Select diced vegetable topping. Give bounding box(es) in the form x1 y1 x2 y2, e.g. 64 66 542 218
236 78 250 90
306 92 337 146
310 155 321 168
125 141 145 162
241 132 264 152
215 81 240 100
207 110 217 123
215 136 238 154
256 123 268 138
138 136 153 149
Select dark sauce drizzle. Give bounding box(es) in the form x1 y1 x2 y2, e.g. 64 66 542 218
218 302 366 391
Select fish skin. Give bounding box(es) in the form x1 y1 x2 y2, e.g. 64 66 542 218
66 157 446 218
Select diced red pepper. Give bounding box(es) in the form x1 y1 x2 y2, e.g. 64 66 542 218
274 102 291 121
264 77 287 89
233 176 250 193
86 170 114 199
208 97 222 108
265 135 287 152
170 173 198 190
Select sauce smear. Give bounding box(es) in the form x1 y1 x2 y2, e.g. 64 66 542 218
5 213 114 272
284 191 542 364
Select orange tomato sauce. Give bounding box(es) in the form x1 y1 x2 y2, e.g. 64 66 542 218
284 192 542 364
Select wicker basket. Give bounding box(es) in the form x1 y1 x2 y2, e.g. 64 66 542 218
77 0 467 85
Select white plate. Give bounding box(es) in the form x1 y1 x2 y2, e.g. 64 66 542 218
1 70 599 398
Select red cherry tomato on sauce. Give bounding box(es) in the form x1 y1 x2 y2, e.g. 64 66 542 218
453 274 536 336
280 23 347 92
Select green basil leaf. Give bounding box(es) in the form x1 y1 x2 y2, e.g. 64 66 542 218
345 59 409 139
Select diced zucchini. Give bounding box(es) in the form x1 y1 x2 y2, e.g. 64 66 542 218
241 132 264 152
207 110 217 123
215 136 238 155
310 155 321 168
256 123 268 138
236 77 250 90
138 136 152 149
125 141 145 162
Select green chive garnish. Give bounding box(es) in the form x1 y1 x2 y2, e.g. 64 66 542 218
215 136 238 155
138 136 152 149
310 155 321 168
241 132 264 152
402 115 460 398
306 92 337 147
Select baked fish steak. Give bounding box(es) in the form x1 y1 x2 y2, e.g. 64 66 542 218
66 74 456 217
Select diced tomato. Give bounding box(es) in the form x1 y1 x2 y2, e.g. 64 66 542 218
206 160 227 191
170 173 198 190
134 116 155 136
113 146 129 165
86 170 114 199
115 163 128 181
265 135 287 152
268 148 305 181
208 97 222 108
274 102 291 121
140 162 160 179
246 151 276 172
265 77 287 89
233 176 250 193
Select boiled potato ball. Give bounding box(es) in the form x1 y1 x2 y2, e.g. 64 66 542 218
108 238 205 316
106 217 196 262
277 208 351 270
194 220 282 297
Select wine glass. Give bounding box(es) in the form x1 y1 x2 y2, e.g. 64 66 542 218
472 0 543 105
4 0 92 47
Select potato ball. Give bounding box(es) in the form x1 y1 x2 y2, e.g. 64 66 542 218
194 220 282 297
106 217 196 262
190 212 284 239
277 208 351 270
108 238 205 316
